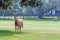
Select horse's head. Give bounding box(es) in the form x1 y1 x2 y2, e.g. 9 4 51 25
14 15 17 20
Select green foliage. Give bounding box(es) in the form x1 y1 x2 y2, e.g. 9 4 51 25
20 0 43 8
0 0 43 10
0 0 13 9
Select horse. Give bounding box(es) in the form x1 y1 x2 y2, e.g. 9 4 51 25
14 16 23 32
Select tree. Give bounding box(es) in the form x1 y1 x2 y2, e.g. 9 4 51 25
0 0 43 9
19 0 43 19
0 0 13 9
20 0 43 8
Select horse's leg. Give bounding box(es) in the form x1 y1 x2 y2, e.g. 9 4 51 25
15 21 16 32
15 26 17 32
19 27 21 32
22 24 23 28
21 22 23 28
15 26 16 32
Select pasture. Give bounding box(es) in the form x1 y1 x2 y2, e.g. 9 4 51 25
0 20 60 40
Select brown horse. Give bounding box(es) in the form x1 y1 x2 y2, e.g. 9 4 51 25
14 16 23 32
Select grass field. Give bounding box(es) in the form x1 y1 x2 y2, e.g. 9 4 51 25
0 20 60 40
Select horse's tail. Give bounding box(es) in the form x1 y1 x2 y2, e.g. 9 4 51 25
21 20 23 28
19 19 23 28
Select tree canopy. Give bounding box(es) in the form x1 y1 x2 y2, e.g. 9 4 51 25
0 0 43 10
20 0 43 8
0 0 13 9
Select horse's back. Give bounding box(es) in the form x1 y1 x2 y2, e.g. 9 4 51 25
16 19 23 27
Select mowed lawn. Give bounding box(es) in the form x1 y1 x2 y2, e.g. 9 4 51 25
0 20 60 40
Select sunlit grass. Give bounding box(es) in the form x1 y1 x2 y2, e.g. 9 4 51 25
0 20 60 40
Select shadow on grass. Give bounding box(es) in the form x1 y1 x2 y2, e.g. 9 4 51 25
0 30 29 36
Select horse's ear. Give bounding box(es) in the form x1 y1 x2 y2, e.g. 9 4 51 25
14 15 16 18
14 15 17 20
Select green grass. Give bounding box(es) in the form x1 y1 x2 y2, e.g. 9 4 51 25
0 20 60 40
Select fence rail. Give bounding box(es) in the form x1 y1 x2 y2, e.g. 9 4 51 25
0 16 39 20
